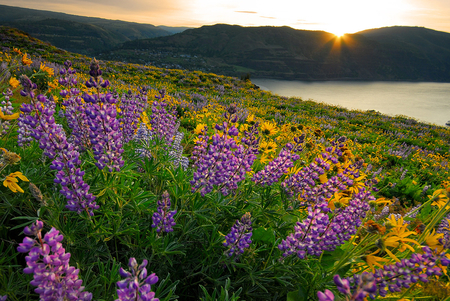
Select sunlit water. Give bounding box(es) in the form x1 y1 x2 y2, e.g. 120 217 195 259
251 79 450 127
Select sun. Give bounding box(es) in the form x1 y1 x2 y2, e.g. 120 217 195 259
333 31 346 38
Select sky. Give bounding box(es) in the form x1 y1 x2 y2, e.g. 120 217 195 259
1 0 450 36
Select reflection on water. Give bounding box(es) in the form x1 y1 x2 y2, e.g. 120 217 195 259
252 79 450 127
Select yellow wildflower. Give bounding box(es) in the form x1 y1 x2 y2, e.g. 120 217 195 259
423 229 444 252
13 47 22 55
364 252 391 272
9 77 20 88
22 53 32 66
383 214 420 253
0 109 20 121
259 140 277 154
39 62 54 76
260 121 278 136
430 188 450 209
0 148 21 165
194 123 207 135
246 114 256 124
3 171 29 193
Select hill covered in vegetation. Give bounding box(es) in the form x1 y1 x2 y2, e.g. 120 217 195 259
1 26 450 301
0 4 190 55
101 24 450 81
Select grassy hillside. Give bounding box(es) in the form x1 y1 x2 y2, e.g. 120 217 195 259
1 27 450 301
0 4 184 55
101 24 450 81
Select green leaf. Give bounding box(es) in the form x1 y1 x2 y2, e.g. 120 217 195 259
252 227 276 244
286 287 306 301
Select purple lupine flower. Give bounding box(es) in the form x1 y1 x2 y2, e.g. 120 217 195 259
278 188 372 259
116 258 159 301
282 139 345 200
437 213 450 249
59 61 92 151
151 191 177 233
344 247 448 298
317 289 334 301
149 90 178 144
18 87 98 216
17 76 38 146
252 135 305 187
190 111 259 196
223 212 252 258
84 92 124 172
17 220 92 301
119 90 146 143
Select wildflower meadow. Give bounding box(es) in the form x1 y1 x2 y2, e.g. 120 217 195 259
1 26 450 301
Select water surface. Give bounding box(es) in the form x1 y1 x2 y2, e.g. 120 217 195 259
251 79 450 127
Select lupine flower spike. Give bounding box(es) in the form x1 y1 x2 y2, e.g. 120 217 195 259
223 212 253 258
116 258 159 301
17 220 92 301
151 191 177 233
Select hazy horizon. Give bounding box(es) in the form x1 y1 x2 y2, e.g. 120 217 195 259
0 0 450 36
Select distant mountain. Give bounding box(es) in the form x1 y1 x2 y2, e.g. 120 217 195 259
157 26 194 35
100 24 450 81
0 4 190 55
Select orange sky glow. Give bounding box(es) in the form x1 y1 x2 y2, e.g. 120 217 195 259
1 0 450 35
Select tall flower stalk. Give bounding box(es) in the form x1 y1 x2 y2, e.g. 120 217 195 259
18 75 98 215
17 220 92 301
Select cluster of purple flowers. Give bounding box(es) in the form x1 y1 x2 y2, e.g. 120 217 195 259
119 90 147 143
152 191 177 233
116 258 159 301
82 60 124 172
282 138 347 201
279 188 372 259
18 76 98 215
223 212 253 258
149 89 178 144
438 213 450 249
252 135 304 186
83 92 124 172
318 247 449 301
59 61 92 151
17 220 92 301
190 105 259 196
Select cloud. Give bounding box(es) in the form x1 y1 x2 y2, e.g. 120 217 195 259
261 16 276 19
235 10 257 14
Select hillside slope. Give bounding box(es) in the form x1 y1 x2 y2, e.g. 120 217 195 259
102 24 450 81
0 4 184 55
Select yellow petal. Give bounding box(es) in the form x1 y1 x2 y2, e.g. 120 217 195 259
385 248 401 262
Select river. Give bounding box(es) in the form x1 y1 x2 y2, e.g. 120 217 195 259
251 79 450 127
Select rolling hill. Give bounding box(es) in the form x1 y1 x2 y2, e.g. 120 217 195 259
100 24 450 81
0 4 191 55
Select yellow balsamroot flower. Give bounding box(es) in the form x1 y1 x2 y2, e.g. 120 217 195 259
3 171 29 193
0 148 21 165
194 123 207 135
246 114 256 124
329 191 351 210
364 252 392 272
430 188 450 209
22 53 32 66
9 77 20 88
382 215 420 258
13 47 23 55
423 229 444 252
260 121 278 137
259 140 277 154
40 62 54 76
0 110 20 121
